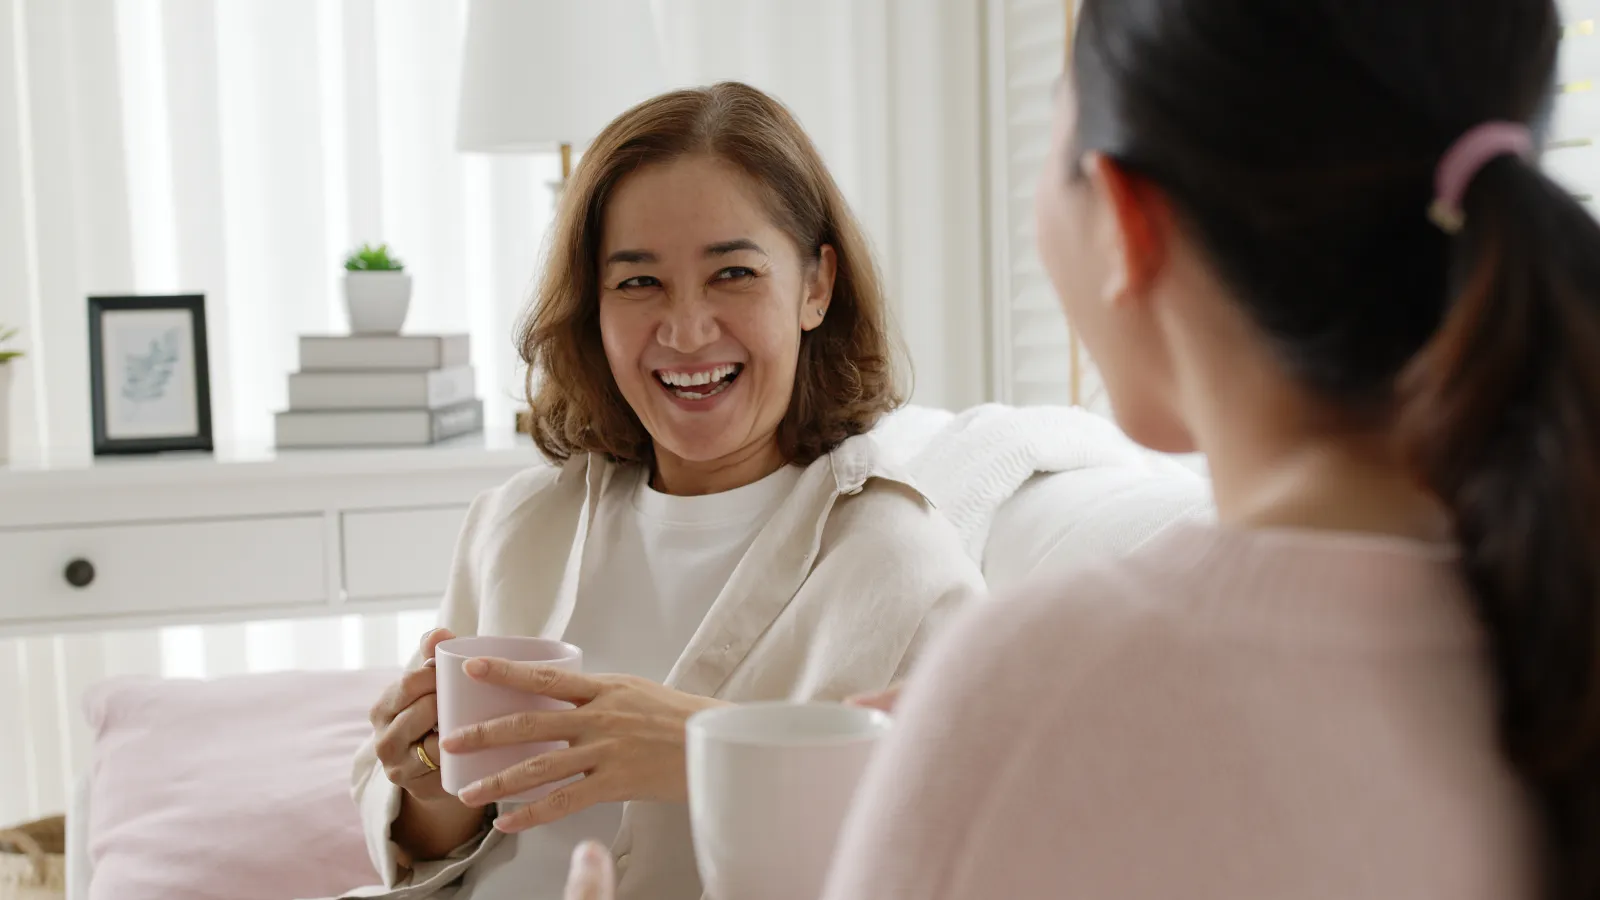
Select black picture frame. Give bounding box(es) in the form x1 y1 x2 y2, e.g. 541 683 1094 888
88 294 214 455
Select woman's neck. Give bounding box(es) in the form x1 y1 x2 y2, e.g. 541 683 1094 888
1184 372 1450 542
1209 432 1451 542
651 439 787 496
1166 294 1449 543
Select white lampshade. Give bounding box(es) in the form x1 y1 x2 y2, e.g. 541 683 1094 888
456 0 668 153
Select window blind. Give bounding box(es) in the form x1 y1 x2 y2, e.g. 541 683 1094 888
988 0 1600 414
987 0 1112 412
1551 0 1600 215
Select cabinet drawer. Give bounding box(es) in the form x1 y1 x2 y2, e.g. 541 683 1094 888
342 506 466 600
0 516 326 625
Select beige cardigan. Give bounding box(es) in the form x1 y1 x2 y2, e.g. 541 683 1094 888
328 434 985 900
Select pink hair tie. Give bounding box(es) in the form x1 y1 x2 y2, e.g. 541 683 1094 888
1428 121 1536 234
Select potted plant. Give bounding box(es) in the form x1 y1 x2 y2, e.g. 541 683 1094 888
343 243 412 334
0 324 21 464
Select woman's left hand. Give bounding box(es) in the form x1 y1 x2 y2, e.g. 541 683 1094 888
439 658 727 833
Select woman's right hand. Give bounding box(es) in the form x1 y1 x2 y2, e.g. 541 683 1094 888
847 682 903 713
371 628 456 802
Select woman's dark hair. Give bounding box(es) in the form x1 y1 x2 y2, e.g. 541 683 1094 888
1074 0 1600 894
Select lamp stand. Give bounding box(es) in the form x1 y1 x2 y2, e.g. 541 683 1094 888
549 142 575 201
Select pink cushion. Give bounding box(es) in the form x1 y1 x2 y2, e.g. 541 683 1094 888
85 668 399 900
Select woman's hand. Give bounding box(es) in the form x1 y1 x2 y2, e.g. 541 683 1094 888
847 682 903 713
370 628 457 802
439 659 727 833
564 841 618 900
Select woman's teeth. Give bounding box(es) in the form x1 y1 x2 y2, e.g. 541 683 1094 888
669 380 733 400
657 364 741 400
659 364 738 387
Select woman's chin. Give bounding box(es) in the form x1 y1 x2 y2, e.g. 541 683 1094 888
650 423 751 464
638 378 786 466
642 411 739 462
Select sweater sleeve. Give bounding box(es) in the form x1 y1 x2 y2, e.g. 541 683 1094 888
819 564 1146 900
351 489 492 887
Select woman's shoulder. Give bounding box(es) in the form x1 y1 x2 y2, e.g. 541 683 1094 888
807 483 985 608
943 520 1477 684
463 455 592 548
813 437 961 555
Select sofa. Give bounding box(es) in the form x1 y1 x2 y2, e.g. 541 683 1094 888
67 404 1213 900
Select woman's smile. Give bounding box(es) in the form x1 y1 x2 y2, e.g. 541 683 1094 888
653 362 745 406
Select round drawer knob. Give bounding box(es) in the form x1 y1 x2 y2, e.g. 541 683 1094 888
64 559 95 589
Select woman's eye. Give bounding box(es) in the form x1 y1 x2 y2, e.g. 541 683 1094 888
712 267 757 283
616 276 660 290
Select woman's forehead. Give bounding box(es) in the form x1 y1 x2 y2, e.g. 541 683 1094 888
602 157 781 253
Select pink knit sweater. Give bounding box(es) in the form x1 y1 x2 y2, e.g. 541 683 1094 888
821 523 1538 900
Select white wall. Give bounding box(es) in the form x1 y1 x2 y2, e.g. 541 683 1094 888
886 0 990 410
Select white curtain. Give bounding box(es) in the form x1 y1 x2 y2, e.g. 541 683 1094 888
0 0 989 461
0 0 991 826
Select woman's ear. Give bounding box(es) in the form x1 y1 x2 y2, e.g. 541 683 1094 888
801 244 838 332
1081 153 1172 309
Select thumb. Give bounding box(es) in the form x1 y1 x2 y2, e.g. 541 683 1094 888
847 683 902 713
563 841 616 900
420 628 457 663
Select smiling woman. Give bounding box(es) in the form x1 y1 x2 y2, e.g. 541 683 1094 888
589 154 843 495
330 82 985 900
523 83 901 486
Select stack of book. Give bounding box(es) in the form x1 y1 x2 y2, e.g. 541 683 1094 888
273 334 484 448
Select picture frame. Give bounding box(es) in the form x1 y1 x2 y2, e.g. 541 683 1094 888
88 294 214 455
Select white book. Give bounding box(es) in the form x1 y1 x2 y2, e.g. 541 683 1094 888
287 365 477 410
298 334 470 371
273 399 483 448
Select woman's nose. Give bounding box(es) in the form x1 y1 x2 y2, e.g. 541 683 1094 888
656 293 720 353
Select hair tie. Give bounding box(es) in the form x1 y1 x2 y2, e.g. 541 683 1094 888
1428 121 1536 234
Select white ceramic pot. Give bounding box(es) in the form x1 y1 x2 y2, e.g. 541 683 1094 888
343 271 413 335
0 362 11 466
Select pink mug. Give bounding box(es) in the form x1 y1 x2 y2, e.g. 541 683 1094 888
434 635 583 803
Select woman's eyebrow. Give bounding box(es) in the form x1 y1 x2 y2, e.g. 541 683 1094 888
604 249 657 266
705 239 766 257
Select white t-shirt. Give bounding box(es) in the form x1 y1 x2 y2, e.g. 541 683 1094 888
460 462 804 898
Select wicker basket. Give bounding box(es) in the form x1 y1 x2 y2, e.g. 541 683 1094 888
0 816 66 900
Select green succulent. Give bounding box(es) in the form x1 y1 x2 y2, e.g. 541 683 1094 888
344 243 405 272
0 324 21 364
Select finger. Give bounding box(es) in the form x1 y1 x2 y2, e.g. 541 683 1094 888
564 841 617 900
459 744 600 807
420 628 456 661
420 732 442 778
463 658 600 703
441 708 584 754
383 732 443 789
846 683 902 713
494 775 608 833
380 693 439 760
370 665 438 728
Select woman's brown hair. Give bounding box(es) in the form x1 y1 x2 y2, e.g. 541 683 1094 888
518 81 904 467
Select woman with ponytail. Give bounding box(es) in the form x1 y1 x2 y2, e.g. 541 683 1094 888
810 0 1599 897
537 1 1598 897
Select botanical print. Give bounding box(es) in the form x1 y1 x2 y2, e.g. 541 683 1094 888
120 328 180 412
102 309 199 440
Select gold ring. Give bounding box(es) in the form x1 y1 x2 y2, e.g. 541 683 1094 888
415 741 439 772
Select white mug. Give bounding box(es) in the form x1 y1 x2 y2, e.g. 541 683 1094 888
687 702 892 900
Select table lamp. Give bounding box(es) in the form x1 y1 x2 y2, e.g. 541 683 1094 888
456 0 668 189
